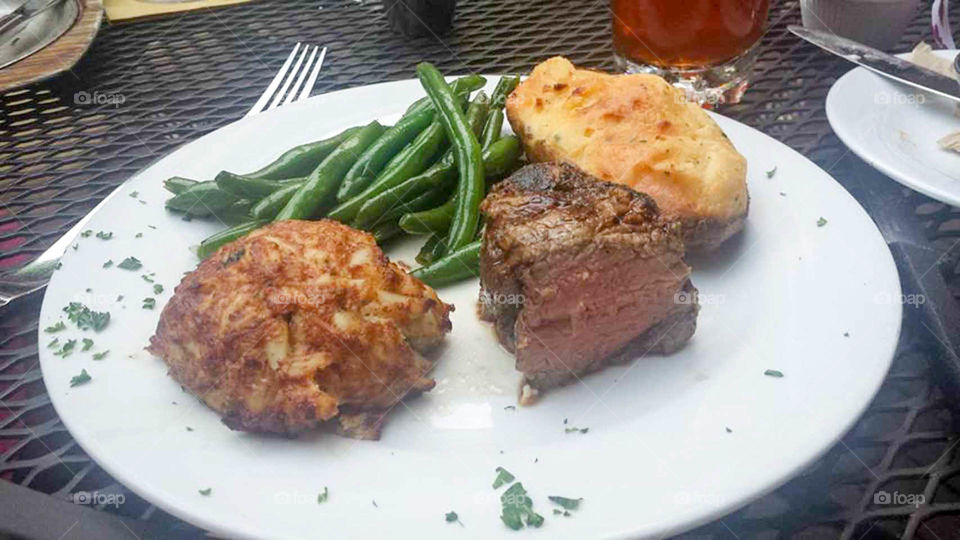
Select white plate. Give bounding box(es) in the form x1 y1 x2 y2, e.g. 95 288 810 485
39 77 901 539
827 49 960 206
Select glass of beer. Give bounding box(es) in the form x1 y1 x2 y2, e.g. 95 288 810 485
612 0 770 105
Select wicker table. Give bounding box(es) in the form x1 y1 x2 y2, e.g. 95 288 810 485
3 1 960 538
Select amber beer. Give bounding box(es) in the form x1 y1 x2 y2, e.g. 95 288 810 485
611 0 769 103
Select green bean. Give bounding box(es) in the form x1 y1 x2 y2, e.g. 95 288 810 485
405 75 486 116
372 220 403 243
481 76 519 149
337 109 435 202
165 182 238 217
275 121 385 221
244 126 362 180
375 187 450 227
480 110 504 148
249 182 304 220
410 239 481 287
416 234 446 266
404 81 516 232
400 198 454 235
164 176 199 195
326 95 466 223
417 63 484 254
398 135 521 234
489 75 520 108
353 94 490 229
196 221 265 259
216 200 255 225
215 171 303 200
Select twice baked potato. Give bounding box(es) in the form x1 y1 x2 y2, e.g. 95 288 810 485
506 57 749 251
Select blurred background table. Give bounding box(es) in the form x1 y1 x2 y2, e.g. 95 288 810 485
2 0 960 538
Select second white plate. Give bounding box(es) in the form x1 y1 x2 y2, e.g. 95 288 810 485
827 49 960 206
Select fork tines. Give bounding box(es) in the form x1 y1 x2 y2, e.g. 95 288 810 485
246 43 328 117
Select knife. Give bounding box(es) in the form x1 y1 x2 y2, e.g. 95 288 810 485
788 25 960 104
0 182 127 308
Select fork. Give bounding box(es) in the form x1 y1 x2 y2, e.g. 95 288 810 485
0 43 330 308
246 43 327 117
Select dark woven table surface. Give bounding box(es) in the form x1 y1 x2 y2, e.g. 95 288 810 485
3 0 960 538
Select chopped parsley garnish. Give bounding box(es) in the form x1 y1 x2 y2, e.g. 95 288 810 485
147 225 157 230
117 257 142 270
69 369 91 387
116 295 124 302
493 467 515 489
548 496 582 510
80 230 92 238
142 274 154 283
129 191 139 198
142 298 156 309
153 284 164 295
45 321 66 333
317 487 329 503
81 338 94 352
817 217 828 227
54 339 77 357
764 369 784 378
198 488 212 496
186 426 193 431
500 483 543 530
372 500 378 508
766 166 777 178
445 511 463 526
135 232 143 238
63 302 110 331
92 350 109 360
844 332 850 337
95 231 113 240
48 338 59 348
504 405 516 411
564 427 589 434
102 260 113 268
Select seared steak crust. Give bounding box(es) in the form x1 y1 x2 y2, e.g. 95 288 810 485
480 162 699 397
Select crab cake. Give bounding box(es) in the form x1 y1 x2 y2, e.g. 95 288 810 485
148 220 452 439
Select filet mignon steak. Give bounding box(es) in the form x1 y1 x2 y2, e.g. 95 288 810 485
479 162 699 402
